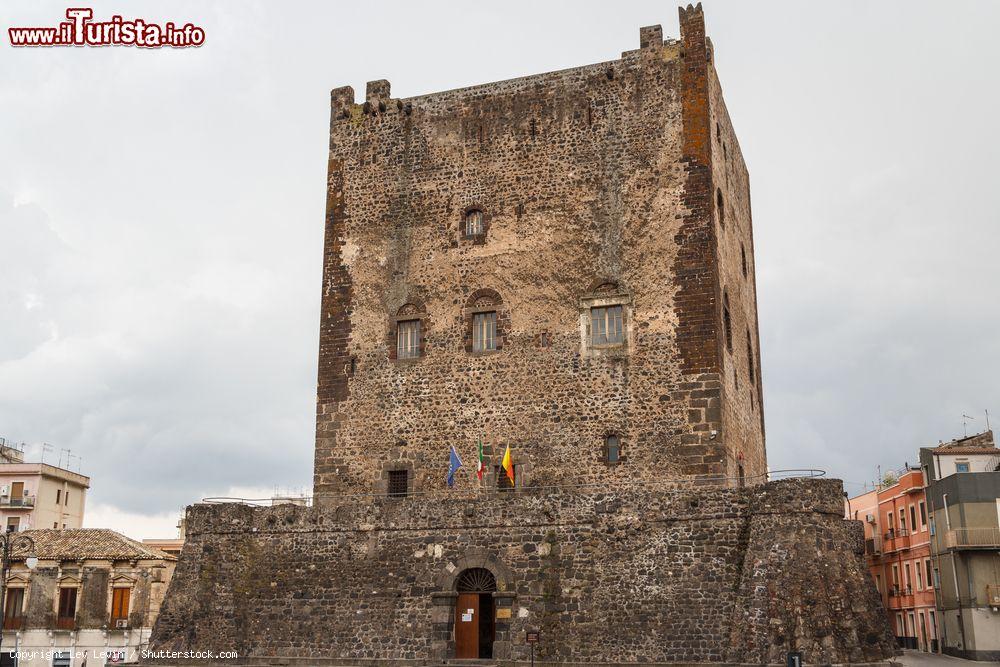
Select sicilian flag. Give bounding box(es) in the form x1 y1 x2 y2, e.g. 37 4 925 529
476 439 486 480
500 444 514 485
447 445 463 488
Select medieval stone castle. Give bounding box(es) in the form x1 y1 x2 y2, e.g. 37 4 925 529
148 5 897 665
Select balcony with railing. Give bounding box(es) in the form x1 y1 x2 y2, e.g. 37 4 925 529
886 585 915 609
55 616 75 630
882 528 910 552
943 528 1000 550
2 616 23 630
0 495 34 508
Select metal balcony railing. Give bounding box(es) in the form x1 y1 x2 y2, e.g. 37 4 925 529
55 616 75 630
943 528 1000 549
883 528 910 541
2 617 23 630
888 585 913 598
0 495 34 508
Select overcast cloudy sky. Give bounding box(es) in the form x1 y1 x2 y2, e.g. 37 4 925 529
1 1 998 539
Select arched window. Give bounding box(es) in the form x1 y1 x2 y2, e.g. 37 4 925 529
722 292 733 353
456 568 497 592
716 189 725 229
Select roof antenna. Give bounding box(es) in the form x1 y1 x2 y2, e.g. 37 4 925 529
962 414 976 437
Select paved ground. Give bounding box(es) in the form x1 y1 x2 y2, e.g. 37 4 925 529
895 649 986 665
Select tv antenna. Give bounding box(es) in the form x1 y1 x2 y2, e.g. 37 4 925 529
962 414 976 437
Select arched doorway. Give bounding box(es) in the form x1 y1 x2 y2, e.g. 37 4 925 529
455 568 496 659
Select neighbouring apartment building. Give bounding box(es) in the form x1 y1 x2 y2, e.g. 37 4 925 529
0 443 89 532
849 468 938 653
1 529 176 667
920 430 1000 661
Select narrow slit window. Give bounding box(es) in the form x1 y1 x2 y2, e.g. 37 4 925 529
396 319 421 359
605 435 620 464
472 312 497 352
464 209 484 237
746 332 755 383
591 305 624 346
716 189 725 228
723 293 733 353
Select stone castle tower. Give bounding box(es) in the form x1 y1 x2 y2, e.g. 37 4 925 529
315 3 764 501
147 6 897 665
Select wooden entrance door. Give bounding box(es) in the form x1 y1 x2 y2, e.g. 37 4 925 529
454 592 479 659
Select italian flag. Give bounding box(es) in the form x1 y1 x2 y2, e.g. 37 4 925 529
476 439 486 480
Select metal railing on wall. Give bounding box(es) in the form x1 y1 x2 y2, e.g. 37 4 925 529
200 469 826 506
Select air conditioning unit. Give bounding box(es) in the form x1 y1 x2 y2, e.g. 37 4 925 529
115 618 128 629
866 514 875 523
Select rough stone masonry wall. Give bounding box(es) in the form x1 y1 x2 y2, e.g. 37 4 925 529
147 478 896 665
313 4 764 501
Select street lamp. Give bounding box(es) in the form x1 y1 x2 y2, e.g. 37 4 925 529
0 526 35 664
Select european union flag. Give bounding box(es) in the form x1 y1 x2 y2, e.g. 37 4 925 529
447 445 463 487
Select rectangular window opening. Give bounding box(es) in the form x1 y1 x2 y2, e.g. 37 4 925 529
495 465 515 491
387 470 409 498
472 312 497 352
111 587 131 623
590 305 624 346
396 319 421 359
57 587 77 629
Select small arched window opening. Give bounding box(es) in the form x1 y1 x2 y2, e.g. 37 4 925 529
604 434 621 465
741 244 748 278
746 330 755 384
716 190 725 229
722 292 733 353
464 209 484 237
456 568 497 593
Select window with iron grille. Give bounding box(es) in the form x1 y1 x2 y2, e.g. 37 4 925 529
396 319 421 359
472 312 497 352
387 469 409 498
590 305 624 346
464 209 484 237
